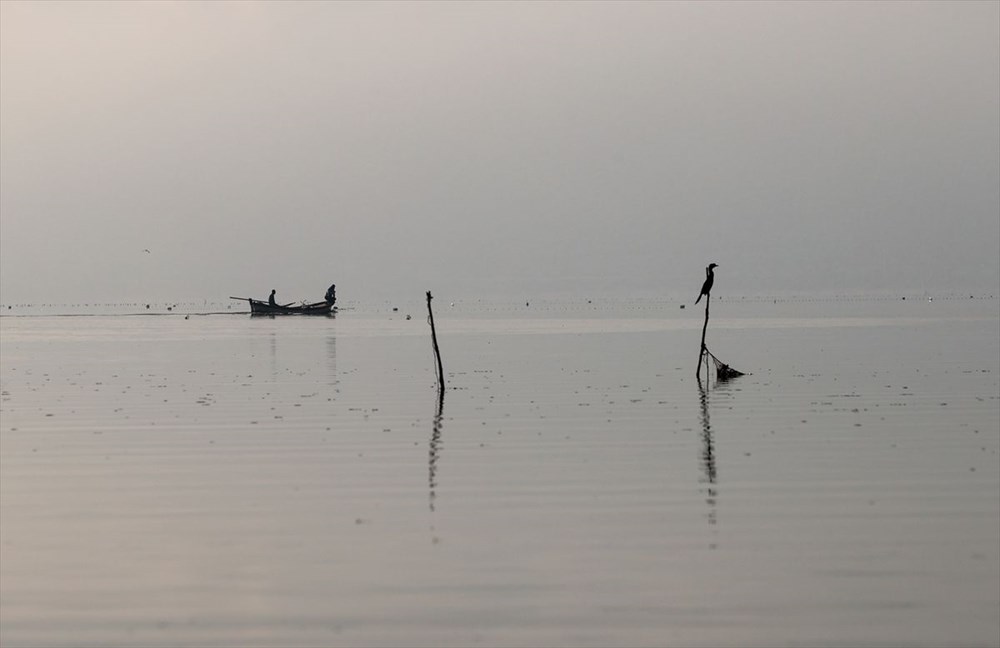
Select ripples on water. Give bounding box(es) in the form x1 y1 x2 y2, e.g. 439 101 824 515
1 299 998 647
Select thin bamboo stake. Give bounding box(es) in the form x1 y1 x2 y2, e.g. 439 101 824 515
426 291 445 393
696 293 710 380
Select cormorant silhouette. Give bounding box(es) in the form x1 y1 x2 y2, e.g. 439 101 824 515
694 263 718 305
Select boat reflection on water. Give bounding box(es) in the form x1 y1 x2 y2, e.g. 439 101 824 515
325 334 337 388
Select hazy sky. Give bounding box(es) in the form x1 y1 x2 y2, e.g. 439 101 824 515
1 1 998 303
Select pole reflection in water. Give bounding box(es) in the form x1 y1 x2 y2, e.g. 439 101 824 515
697 377 719 546
428 387 444 514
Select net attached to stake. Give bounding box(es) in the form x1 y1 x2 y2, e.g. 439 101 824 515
702 346 746 381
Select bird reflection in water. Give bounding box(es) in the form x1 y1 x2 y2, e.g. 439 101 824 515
697 377 719 546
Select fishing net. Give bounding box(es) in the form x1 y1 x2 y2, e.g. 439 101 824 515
703 347 746 381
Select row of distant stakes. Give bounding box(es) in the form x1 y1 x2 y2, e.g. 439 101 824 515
425 264 745 400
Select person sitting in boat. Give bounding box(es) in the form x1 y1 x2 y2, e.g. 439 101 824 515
325 284 336 305
268 289 277 306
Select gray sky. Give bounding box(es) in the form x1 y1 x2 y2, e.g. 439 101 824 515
1 0 998 303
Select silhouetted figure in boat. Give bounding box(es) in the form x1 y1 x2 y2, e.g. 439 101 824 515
694 263 718 305
268 289 277 306
325 284 336 305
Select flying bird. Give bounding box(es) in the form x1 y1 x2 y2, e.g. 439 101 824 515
694 263 718 305
143 249 150 253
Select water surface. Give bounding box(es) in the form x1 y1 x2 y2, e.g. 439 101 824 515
2 299 998 647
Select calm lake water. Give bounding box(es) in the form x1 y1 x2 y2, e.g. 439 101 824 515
2 298 998 647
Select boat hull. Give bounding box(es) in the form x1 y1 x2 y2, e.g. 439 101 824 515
249 299 335 316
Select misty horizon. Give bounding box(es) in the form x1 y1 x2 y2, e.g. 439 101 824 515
2 1 998 304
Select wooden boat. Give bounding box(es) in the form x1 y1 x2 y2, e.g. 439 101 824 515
248 299 335 316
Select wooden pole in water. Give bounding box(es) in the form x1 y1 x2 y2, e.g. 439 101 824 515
696 293 710 380
426 291 445 393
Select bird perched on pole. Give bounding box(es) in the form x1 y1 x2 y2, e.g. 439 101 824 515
694 263 719 305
